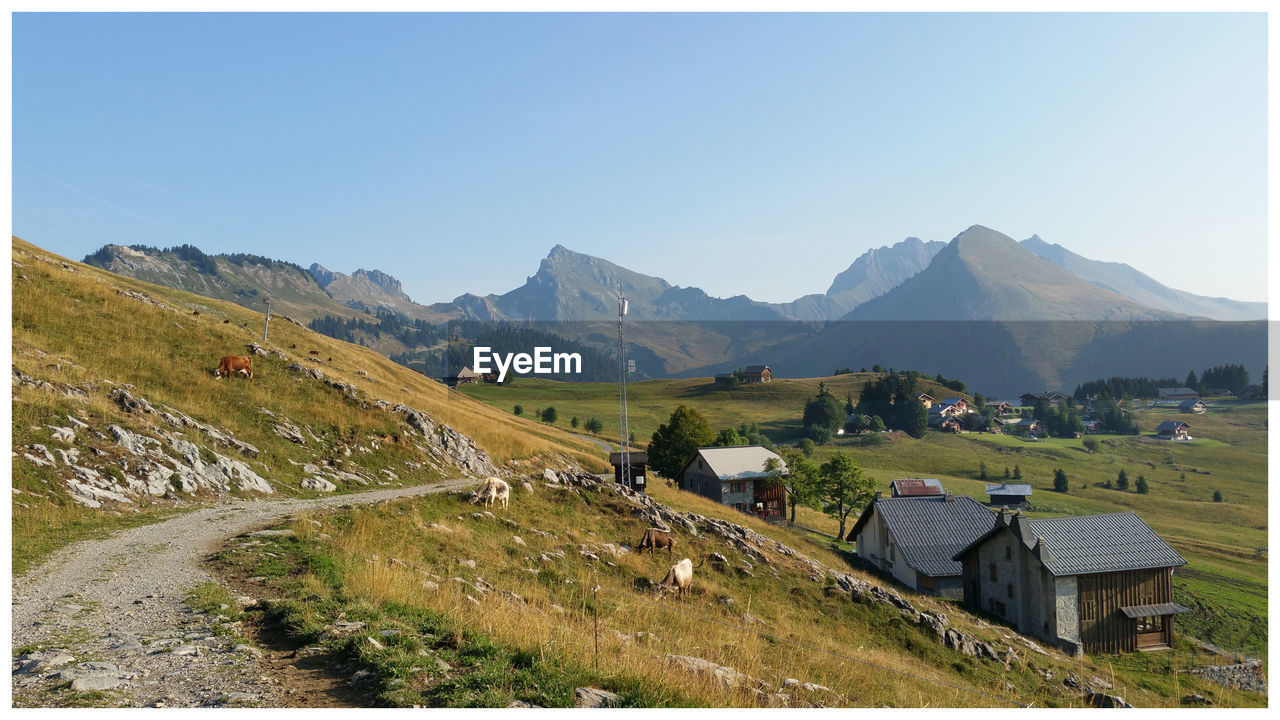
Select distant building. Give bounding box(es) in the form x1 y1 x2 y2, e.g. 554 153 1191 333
1155 420 1190 441
455 367 481 385
917 393 935 408
1019 392 1066 408
676 446 786 519
1179 399 1206 414
939 397 969 413
1157 387 1199 402
890 478 945 497
985 483 1032 507
988 401 1014 415
742 365 773 383
609 451 647 492
1011 417 1044 437
846 493 995 598
953 510 1189 656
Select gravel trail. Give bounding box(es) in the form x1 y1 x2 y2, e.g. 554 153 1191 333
11 478 475 707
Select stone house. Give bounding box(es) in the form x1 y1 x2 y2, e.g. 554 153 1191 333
846 493 994 598
952 510 1188 656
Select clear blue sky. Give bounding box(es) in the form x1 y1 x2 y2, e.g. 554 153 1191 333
13 12 1268 304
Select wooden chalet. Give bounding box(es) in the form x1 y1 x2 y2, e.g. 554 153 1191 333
455 367 481 385
953 510 1189 656
676 446 786 519
608 451 647 492
1179 399 1206 414
939 397 968 413
917 393 935 408
988 401 1014 415
1019 391 1066 408
1156 420 1190 441
1157 387 1199 402
1011 417 1043 437
742 365 773 383
847 493 995 598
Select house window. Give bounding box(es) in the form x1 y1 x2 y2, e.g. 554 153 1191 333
1005 546 1012 561
989 563 997 582
1136 616 1158 634
1081 601 1096 622
993 600 1007 616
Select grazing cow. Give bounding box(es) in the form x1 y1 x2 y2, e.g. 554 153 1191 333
655 557 705 600
192 310 200 316
637 528 678 558
289 344 297 349
214 355 253 379
469 477 510 509
223 319 230 324
327 357 333 362
309 350 320 355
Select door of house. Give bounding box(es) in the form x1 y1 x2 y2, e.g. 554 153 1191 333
1134 616 1166 649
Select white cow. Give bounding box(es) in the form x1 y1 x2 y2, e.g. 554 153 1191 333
655 556 705 600
470 477 510 509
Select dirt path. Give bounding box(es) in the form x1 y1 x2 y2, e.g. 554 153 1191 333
11 478 475 708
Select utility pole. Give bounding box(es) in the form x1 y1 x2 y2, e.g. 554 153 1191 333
617 291 631 490
262 297 272 343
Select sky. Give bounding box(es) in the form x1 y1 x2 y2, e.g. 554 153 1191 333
12 12 1269 304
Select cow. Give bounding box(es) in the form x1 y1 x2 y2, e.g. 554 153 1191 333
470 477 510 509
636 528 678 559
654 557 706 600
223 319 230 324
214 355 253 379
309 350 320 356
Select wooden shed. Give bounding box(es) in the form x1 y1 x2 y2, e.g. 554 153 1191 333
608 451 647 492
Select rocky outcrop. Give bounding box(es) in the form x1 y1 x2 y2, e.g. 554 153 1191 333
391 404 498 478
1189 661 1267 695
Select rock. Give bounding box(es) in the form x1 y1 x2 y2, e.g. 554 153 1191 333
18 650 76 674
378 630 401 639
917 612 948 639
422 580 439 591
221 691 259 704
574 687 620 708
508 700 542 708
782 678 800 689
1182 694 1212 706
522 481 535 493
1188 660 1268 694
365 637 385 651
511 535 526 546
1086 692 1134 709
801 682 832 693
274 423 306 444
245 342 269 357
71 675 124 691
709 552 729 565
457 558 476 569
662 654 752 689
718 596 735 606
171 644 201 656
47 425 76 443
248 529 294 537
54 662 121 681
301 477 337 492
233 644 263 657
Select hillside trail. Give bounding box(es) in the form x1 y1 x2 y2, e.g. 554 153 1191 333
11 477 477 708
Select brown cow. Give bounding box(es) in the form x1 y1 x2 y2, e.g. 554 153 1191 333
214 355 253 379
637 528 677 558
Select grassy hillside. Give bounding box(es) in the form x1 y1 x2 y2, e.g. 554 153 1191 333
214 473 1262 707
12 237 607 572
458 373 967 447
459 375 1267 658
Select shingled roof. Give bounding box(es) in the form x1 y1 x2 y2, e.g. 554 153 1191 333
954 511 1186 576
847 495 994 578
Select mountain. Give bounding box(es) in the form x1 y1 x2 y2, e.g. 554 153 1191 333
308 263 453 322
844 225 1183 322
1021 235 1267 321
82 243 363 322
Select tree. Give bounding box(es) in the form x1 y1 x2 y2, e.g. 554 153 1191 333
978 461 988 480
803 385 845 443
1116 469 1129 491
540 406 558 424
646 405 715 479
513 404 523 416
816 453 875 539
571 416 579 429
1136 475 1149 494
1185 370 1199 391
1213 490 1223 502
893 386 929 438
713 427 747 447
584 417 603 434
869 416 886 432
1082 437 1099 453
765 450 820 525
1013 465 1022 480
1053 468 1069 493
1004 466 1011 479
797 438 815 457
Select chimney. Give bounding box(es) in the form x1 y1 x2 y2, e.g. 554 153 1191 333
945 491 955 502
874 490 883 499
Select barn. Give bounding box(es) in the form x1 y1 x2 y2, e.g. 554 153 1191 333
985 483 1032 507
676 445 787 519
953 509 1188 656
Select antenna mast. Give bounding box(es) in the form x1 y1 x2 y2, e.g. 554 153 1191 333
617 290 631 489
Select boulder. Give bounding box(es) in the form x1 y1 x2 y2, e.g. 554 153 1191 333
573 687 620 708
301 477 337 492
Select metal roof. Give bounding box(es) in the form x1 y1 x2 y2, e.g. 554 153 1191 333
849 495 995 578
744 365 770 373
609 452 647 465
683 445 784 481
954 512 1187 576
1156 420 1189 432
1158 387 1199 397
890 478 945 496
1120 603 1192 619
985 483 1033 496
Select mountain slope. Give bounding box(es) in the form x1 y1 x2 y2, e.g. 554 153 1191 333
845 226 1184 322
308 263 455 322
82 244 366 322
14 236 606 569
1021 235 1267 321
